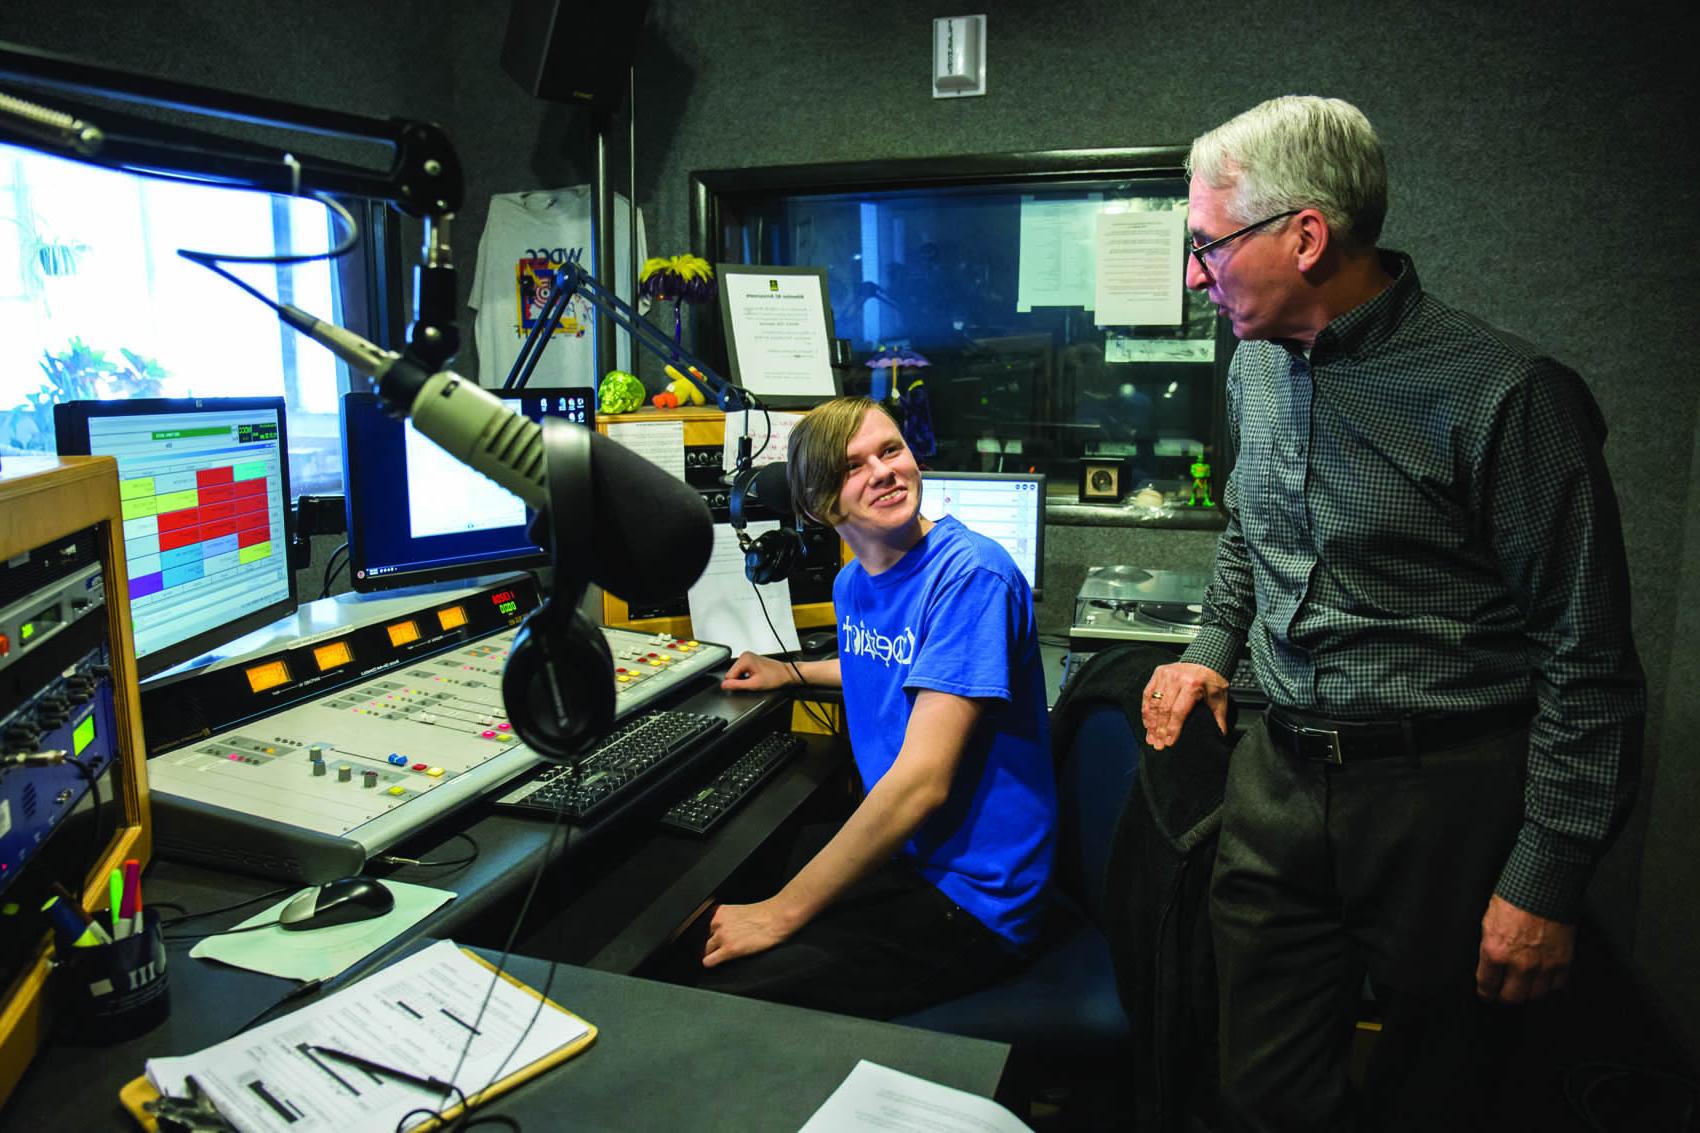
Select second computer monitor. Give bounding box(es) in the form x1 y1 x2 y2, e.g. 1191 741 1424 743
341 388 594 592
918 471 1046 600
53 396 298 678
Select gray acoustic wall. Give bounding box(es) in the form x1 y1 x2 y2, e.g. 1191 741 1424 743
4 0 1695 1051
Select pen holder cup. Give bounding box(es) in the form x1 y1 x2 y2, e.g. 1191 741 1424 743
52 908 170 1043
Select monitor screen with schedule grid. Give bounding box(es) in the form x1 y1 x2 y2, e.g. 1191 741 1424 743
54 397 298 678
918 471 1046 600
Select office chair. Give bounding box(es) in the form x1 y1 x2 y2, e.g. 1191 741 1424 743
893 703 1138 1060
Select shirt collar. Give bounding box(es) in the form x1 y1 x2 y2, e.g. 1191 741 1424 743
1304 250 1421 364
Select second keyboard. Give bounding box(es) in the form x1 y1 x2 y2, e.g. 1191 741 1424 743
660 731 805 835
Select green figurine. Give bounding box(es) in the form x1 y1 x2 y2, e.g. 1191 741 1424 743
598 370 646 414
1188 452 1215 508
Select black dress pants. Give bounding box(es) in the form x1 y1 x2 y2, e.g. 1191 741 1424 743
1211 715 1530 1132
695 823 1024 1019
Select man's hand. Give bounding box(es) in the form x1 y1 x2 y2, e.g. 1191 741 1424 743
721 651 796 693
1141 662 1230 749
701 899 797 968
1476 894 1574 1003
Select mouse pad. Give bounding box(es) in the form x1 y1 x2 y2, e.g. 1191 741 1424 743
190 880 455 981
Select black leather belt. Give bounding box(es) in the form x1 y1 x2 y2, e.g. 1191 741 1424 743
1264 704 1533 764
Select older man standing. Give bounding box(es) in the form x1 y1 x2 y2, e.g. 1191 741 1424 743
1141 96 1645 1129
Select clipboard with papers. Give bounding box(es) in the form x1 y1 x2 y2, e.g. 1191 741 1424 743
118 940 596 1132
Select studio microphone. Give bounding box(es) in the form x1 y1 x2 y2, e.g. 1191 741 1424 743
741 461 795 516
281 306 713 601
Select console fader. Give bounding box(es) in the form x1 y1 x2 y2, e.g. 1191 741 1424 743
142 579 729 881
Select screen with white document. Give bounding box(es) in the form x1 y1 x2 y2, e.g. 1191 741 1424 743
918 471 1046 600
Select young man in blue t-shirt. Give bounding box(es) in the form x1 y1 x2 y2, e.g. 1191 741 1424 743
701 397 1056 1018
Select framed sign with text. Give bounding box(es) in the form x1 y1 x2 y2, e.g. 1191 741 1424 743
716 264 839 405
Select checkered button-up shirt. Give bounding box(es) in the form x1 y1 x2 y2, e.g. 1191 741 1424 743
1182 252 1645 922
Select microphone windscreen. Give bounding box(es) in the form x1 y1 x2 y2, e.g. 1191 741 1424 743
585 430 714 601
746 461 795 516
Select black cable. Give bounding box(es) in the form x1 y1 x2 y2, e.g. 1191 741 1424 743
747 396 774 464
320 540 350 599
64 756 103 881
412 765 578 1133
157 883 297 929
178 191 359 275
164 917 283 943
374 832 480 870
749 580 839 735
229 974 335 1038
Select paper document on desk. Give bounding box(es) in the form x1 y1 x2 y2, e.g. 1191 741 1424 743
689 521 801 655
146 940 594 1132
191 880 454 981
800 1059 1032 1132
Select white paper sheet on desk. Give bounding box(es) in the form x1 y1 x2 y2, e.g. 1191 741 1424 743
800 1059 1033 1132
190 880 454 981
148 939 591 1133
688 521 801 655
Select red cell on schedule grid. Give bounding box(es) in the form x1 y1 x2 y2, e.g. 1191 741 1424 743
199 500 235 521
158 527 201 552
157 508 198 533
197 467 234 488
238 525 269 548
201 519 236 540
199 483 234 504
233 479 267 498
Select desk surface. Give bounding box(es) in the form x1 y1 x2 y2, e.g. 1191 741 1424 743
6 941 1009 1131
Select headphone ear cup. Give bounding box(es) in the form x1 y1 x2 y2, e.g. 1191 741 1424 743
502 601 615 762
744 529 799 586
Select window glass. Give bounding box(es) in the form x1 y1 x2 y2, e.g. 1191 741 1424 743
703 169 1231 505
0 142 349 493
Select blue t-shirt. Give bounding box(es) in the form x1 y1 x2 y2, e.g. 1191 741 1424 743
834 515 1056 947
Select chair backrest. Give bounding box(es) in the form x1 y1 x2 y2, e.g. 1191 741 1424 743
1052 704 1140 927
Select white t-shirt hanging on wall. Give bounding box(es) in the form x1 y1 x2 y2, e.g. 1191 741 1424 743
469 186 647 389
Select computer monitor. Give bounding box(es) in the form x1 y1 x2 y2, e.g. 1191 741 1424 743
342 387 595 592
919 471 1047 600
53 397 298 677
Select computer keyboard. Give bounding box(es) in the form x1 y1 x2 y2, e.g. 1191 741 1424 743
659 731 805 836
496 709 727 821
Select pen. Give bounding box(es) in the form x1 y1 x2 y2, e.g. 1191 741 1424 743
121 858 143 937
308 1045 454 1094
109 867 127 940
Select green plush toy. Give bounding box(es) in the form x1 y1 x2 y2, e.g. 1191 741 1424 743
598 370 646 414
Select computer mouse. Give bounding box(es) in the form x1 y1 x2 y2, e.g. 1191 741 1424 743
277 876 396 931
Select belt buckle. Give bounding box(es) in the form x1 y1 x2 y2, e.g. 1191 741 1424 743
1295 723 1345 764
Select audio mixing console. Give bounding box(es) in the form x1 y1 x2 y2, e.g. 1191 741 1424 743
142 580 729 881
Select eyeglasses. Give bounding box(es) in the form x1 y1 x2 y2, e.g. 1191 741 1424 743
1188 209 1302 273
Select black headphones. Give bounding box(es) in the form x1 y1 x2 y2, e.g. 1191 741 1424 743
501 417 615 763
728 461 807 585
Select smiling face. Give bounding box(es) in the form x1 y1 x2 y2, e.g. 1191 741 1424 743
1186 177 1303 342
833 407 927 557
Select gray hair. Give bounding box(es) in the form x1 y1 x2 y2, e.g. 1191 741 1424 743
1188 96 1388 248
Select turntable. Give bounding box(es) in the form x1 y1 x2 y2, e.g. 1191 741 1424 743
1071 566 1213 648
1066 565 1265 705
